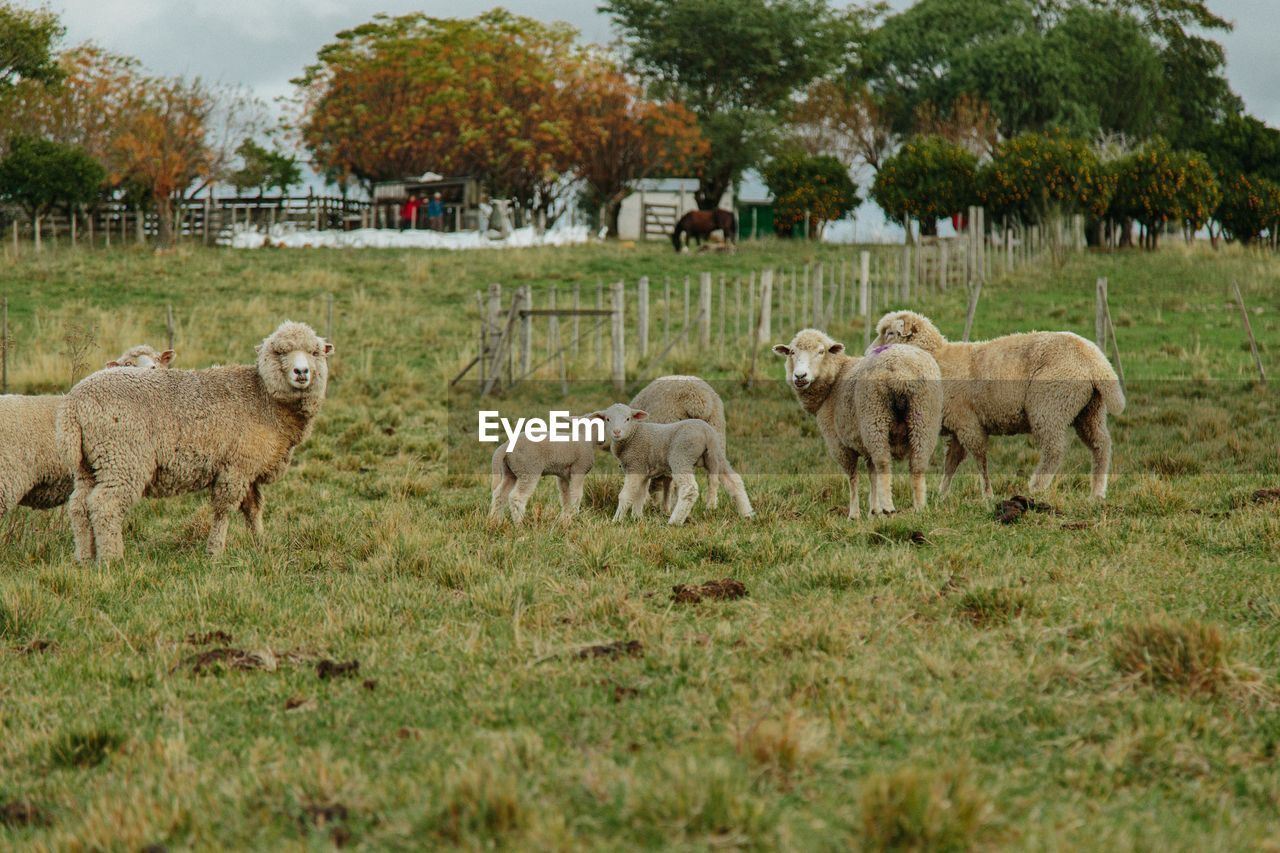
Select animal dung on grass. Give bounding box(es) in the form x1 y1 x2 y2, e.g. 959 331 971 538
187 630 233 646
182 647 278 675
671 578 748 604
575 639 643 660
0 800 49 829
316 658 361 680
994 495 1058 524
1251 488 1280 504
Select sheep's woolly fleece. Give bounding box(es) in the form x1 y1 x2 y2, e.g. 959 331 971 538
226 223 591 250
489 414 604 524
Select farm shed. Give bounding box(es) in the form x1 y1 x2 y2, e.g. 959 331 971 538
372 174 483 231
736 172 775 239
616 178 734 241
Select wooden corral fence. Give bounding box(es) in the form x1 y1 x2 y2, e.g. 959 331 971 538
454 209 1080 396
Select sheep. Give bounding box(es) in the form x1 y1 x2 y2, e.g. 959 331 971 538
489 414 605 523
875 310 1125 499
0 344 175 518
590 403 754 525
628 375 726 513
57 322 332 562
772 329 943 517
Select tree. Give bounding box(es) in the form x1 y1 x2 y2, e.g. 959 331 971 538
912 94 1000 159
229 138 302 196
0 135 104 248
569 58 706 238
980 132 1113 226
1216 174 1280 247
112 77 213 249
1176 151 1220 240
790 80 898 173
764 152 859 238
1193 113 1280 186
1111 141 1214 248
294 11 582 220
0 3 64 91
871 136 977 238
603 0 858 209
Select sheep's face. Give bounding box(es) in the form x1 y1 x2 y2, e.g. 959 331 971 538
107 346 175 369
589 403 647 444
256 322 333 399
772 330 844 391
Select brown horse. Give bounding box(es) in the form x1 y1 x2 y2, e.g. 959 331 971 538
672 209 737 252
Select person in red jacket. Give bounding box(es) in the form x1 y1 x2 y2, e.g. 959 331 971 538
399 194 422 231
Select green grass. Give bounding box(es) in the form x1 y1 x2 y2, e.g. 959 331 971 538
1 239 1278 849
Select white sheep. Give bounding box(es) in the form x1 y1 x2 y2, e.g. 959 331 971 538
628 374 726 513
875 310 1125 498
590 403 754 525
489 415 605 523
773 329 943 516
0 345 174 519
57 322 331 562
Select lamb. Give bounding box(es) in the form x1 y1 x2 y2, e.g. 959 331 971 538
0 345 175 518
57 322 332 562
875 310 1125 499
628 375 726 513
773 329 943 517
590 403 754 525
489 414 605 523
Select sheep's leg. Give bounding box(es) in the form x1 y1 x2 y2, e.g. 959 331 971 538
67 473 96 563
507 475 540 524
207 477 249 556
564 471 587 519
668 469 698 525
86 478 143 563
836 447 860 519
631 477 649 519
719 465 754 518
954 424 992 498
615 473 647 522
555 475 572 516
1074 396 1112 499
489 467 517 521
702 452 721 511
240 481 265 538
872 457 896 515
938 438 967 498
1028 417 1069 494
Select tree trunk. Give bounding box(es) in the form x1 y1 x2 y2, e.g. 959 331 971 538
605 199 623 239
1085 218 1103 248
1118 217 1133 248
155 196 175 249
920 218 939 238
696 172 732 211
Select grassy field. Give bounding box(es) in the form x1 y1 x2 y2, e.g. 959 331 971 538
1 239 1278 850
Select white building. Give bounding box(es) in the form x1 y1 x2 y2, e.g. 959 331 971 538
615 178 734 242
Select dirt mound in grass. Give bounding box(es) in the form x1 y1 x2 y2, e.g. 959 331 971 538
576 640 643 660
672 578 748 604
995 495 1058 524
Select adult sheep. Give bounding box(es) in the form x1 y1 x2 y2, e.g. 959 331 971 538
773 329 943 517
875 310 1124 499
628 375 726 513
58 322 332 562
0 345 174 519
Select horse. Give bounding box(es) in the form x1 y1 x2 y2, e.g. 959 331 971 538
671 209 737 252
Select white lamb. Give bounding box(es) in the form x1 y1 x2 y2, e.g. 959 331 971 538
590 403 754 525
489 414 606 523
628 374 727 513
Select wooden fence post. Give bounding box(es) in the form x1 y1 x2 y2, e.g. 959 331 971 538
1095 278 1108 349
858 250 870 316
812 263 824 326
487 283 504 378
1233 280 1267 384
718 273 726 350
611 279 626 392
664 276 671 347
683 275 691 335
963 278 982 343
758 269 773 345
899 244 910 303
520 285 533 376
1 295 7 394
595 281 604 366
742 273 751 343
699 272 712 350
573 282 581 356
165 304 175 352
638 275 649 357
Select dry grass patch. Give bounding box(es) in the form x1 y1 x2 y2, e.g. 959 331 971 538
859 765 997 852
1111 617 1233 695
955 587 1032 627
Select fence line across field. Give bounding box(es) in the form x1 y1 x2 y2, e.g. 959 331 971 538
457 217 1073 396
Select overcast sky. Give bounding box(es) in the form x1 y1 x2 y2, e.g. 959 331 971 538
47 0 1280 126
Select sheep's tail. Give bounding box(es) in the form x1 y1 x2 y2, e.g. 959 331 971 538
1086 340 1126 415
56 396 88 478
490 446 510 493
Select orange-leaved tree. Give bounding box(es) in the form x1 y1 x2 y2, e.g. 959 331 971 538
112 76 213 248
570 56 706 237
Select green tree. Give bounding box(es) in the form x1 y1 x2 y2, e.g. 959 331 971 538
1193 113 1280 186
1111 141 1219 248
764 152 858 238
603 0 858 209
230 138 302 196
1216 173 1280 246
0 135 104 247
871 135 977 238
980 131 1113 225
0 3 64 91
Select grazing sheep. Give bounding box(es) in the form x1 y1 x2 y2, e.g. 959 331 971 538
0 345 175 518
875 310 1125 499
489 415 605 523
58 322 332 562
629 375 726 513
773 329 943 517
590 403 754 525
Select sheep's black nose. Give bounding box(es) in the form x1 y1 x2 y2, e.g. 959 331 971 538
294 366 309 379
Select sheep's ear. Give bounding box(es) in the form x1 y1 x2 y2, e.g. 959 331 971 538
159 350 175 366
254 343 263 354
322 342 334 355
588 411 607 422
772 344 791 357
632 409 648 420
828 342 845 355
105 360 121 368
